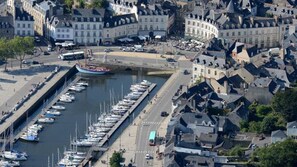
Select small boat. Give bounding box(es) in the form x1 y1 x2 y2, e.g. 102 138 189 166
0 160 20 166
71 139 94 147
38 117 54 123
76 63 110 75
20 133 39 142
59 97 72 103
3 151 27 161
51 105 66 110
43 113 56 119
60 94 75 101
63 151 86 156
140 80 152 86
46 110 61 116
29 124 43 131
76 81 88 87
69 85 85 92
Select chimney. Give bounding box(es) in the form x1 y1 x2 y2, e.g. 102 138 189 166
273 15 278 24
238 15 242 25
250 17 254 25
224 80 229 93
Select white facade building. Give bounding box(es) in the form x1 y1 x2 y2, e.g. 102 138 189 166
109 1 137 15
14 7 34 36
103 14 138 44
47 15 73 42
72 8 104 45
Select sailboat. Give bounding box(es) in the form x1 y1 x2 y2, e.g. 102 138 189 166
75 49 110 75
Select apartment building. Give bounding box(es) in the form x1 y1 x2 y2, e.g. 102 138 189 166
103 13 138 44
72 8 104 45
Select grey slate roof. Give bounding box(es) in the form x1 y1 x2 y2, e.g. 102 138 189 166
287 121 297 128
195 54 230 70
14 7 34 21
36 0 56 11
271 130 287 138
199 133 218 143
0 16 13 29
48 15 72 28
104 13 137 28
72 8 105 22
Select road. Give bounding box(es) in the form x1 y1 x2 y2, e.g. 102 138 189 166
135 69 191 167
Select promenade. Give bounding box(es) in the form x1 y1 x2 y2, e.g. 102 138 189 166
0 61 75 136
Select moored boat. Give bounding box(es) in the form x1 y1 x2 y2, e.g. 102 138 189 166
76 64 110 75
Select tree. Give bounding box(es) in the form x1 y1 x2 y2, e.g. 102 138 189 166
0 38 14 71
248 121 261 133
260 114 278 134
271 89 297 121
89 0 108 8
228 145 244 157
78 0 85 8
65 0 74 11
256 105 272 117
252 139 297 167
10 36 34 69
110 151 123 167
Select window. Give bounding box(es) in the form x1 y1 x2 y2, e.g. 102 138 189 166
27 30 30 35
150 18 153 22
238 32 241 36
93 32 96 36
57 34 60 38
193 22 195 26
139 18 142 22
161 18 163 22
87 24 90 29
201 69 203 72
81 31 84 36
232 32 235 36
139 25 142 30
255 30 258 35
17 30 20 35
208 69 210 74
75 31 78 36
28 24 30 28
57 29 60 32
99 25 102 29
107 34 109 38
226 32 229 36
22 24 25 28
194 67 197 71
93 24 96 29
81 24 84 29
75 25 78 29
214 71 217 75
87 32 90 37
156 18 158 22
66 29 69 32
145 18 147 22
17 23 20 28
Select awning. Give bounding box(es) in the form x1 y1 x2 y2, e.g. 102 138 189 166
155 35 162 39
118 37 134 42
138 35 146 40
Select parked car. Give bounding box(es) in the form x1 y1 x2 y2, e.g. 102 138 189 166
161 111 169 117
166 58 176 62
34 36 40 42
145 154 151 160
32 60 39 64
43 51 50 55
147 49 157 53
183 70 189 75
104 48 112 52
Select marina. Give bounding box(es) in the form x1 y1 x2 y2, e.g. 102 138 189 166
12 72 167 167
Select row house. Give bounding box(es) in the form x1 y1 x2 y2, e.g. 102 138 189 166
0 16 14 39
13 7 34 36
46 15 73 42
72 8 105 45
103 14 138 44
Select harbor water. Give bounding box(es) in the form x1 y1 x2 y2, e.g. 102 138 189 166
13 71 168 167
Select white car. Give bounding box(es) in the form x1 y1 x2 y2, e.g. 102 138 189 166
145 154 151 160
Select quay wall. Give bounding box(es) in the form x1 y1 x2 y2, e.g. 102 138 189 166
1 65 77 137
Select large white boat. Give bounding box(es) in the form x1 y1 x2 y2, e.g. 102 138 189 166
59 97 72 103
3 151 27 161
51 105 66 110
38 117 54 123
71 139 94 147
69 85 85 92
76 63 110 75
20 133 39 142
46 110 61 116
0 160 20 166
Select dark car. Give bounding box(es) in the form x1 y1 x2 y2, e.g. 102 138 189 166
161 111 169 117
32 61 39 64
43 51 50 55
166 58 176 62
147 49 157 53
184 70 189 75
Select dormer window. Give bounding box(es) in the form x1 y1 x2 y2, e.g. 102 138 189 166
115 21 117 26
106 23 109 27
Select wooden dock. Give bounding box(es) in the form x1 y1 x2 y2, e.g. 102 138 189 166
13 77 82 143
78 83 156 167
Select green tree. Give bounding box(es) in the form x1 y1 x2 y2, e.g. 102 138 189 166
248 121 261 133
228 145 244 157
271 89 297 121
253 139 297 167
89 0 108 8
65 0 74 11
10 36 34 69
256 105 272 117
260 115 278 134
78 0 85 8
110 151 123 167
0 38 14 71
